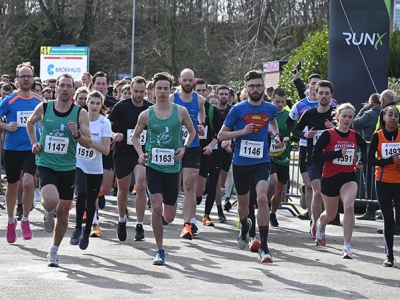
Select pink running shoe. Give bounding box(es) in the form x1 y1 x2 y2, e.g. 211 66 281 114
21 220 33 240
6 217 18 243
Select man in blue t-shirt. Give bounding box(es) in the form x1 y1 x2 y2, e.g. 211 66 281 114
0 62 43 244
218 70 281 264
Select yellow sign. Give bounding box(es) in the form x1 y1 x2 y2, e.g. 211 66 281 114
40 46 51 56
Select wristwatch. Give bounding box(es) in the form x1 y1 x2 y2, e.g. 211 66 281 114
74 130 81 139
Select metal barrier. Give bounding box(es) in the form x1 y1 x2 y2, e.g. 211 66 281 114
280 144 378 215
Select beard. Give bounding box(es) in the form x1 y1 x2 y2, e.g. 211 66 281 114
248 91 263 102
181 84 193 94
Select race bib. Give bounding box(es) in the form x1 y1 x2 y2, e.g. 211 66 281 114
313 130 325 145
239 140 264 159
199 125 208 140
44 135 69 155
382 142 400 159
151 148 174 165
17 111 34 127
76 144 96 160
127 129 147 146
182 125 189 140
333 148 355 166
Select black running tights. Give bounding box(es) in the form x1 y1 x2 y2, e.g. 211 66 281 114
376 181 400 259
75 168 103 234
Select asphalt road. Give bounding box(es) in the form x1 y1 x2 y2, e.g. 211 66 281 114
0 194 398 300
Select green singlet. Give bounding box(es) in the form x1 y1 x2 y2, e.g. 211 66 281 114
145 104 182 173
36 101 81 171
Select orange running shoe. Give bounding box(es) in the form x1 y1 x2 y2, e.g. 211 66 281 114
202 215 215 226
179 223 193 240
90 223 102 237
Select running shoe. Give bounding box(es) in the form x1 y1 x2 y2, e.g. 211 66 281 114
153 249 165 265
270 213 279 227
237 218 252 249
98 194 105 209
162 216 169 226
6 217 18 243
342 245 353 259
47 251 59 267
218 212 227 223
90 224 102 237
20 220 33 240
224 198 232 211
180 223 193 240
259 248 273 263
70 228 82 245
191 223 200 236
16 206 23 221
315 218 326 246
383 257 394 267
298 211 310 220
134 224 145 241
147 198 151 208
249 237 261 252
43 211 55 233
79 231 90 250
117 220 127 241
202 215 215 226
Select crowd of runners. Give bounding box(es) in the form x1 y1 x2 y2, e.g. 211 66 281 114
0 63 398 268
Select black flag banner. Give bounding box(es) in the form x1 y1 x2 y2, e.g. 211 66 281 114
328 0 391 108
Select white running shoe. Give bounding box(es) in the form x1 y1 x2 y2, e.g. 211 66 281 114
342 245 353 259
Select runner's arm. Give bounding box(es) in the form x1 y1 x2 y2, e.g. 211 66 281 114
132 110 149 157
26 103 44 145
180 106 196 148
311 131 340 163
76 109 92 149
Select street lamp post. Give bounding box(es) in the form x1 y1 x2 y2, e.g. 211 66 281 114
130 0 136 77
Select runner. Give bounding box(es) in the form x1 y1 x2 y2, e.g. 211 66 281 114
285 74 322 221
92 71 117 210
293 80 337 237
26 73 92 267
267 87 292 227
0 62 43 243
69 90 112 249
312 103 367 259
367 105 400 267
108 76 152 242
218 70 281 263
194 80 224 225
132 72 195 265
169 68 205 239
